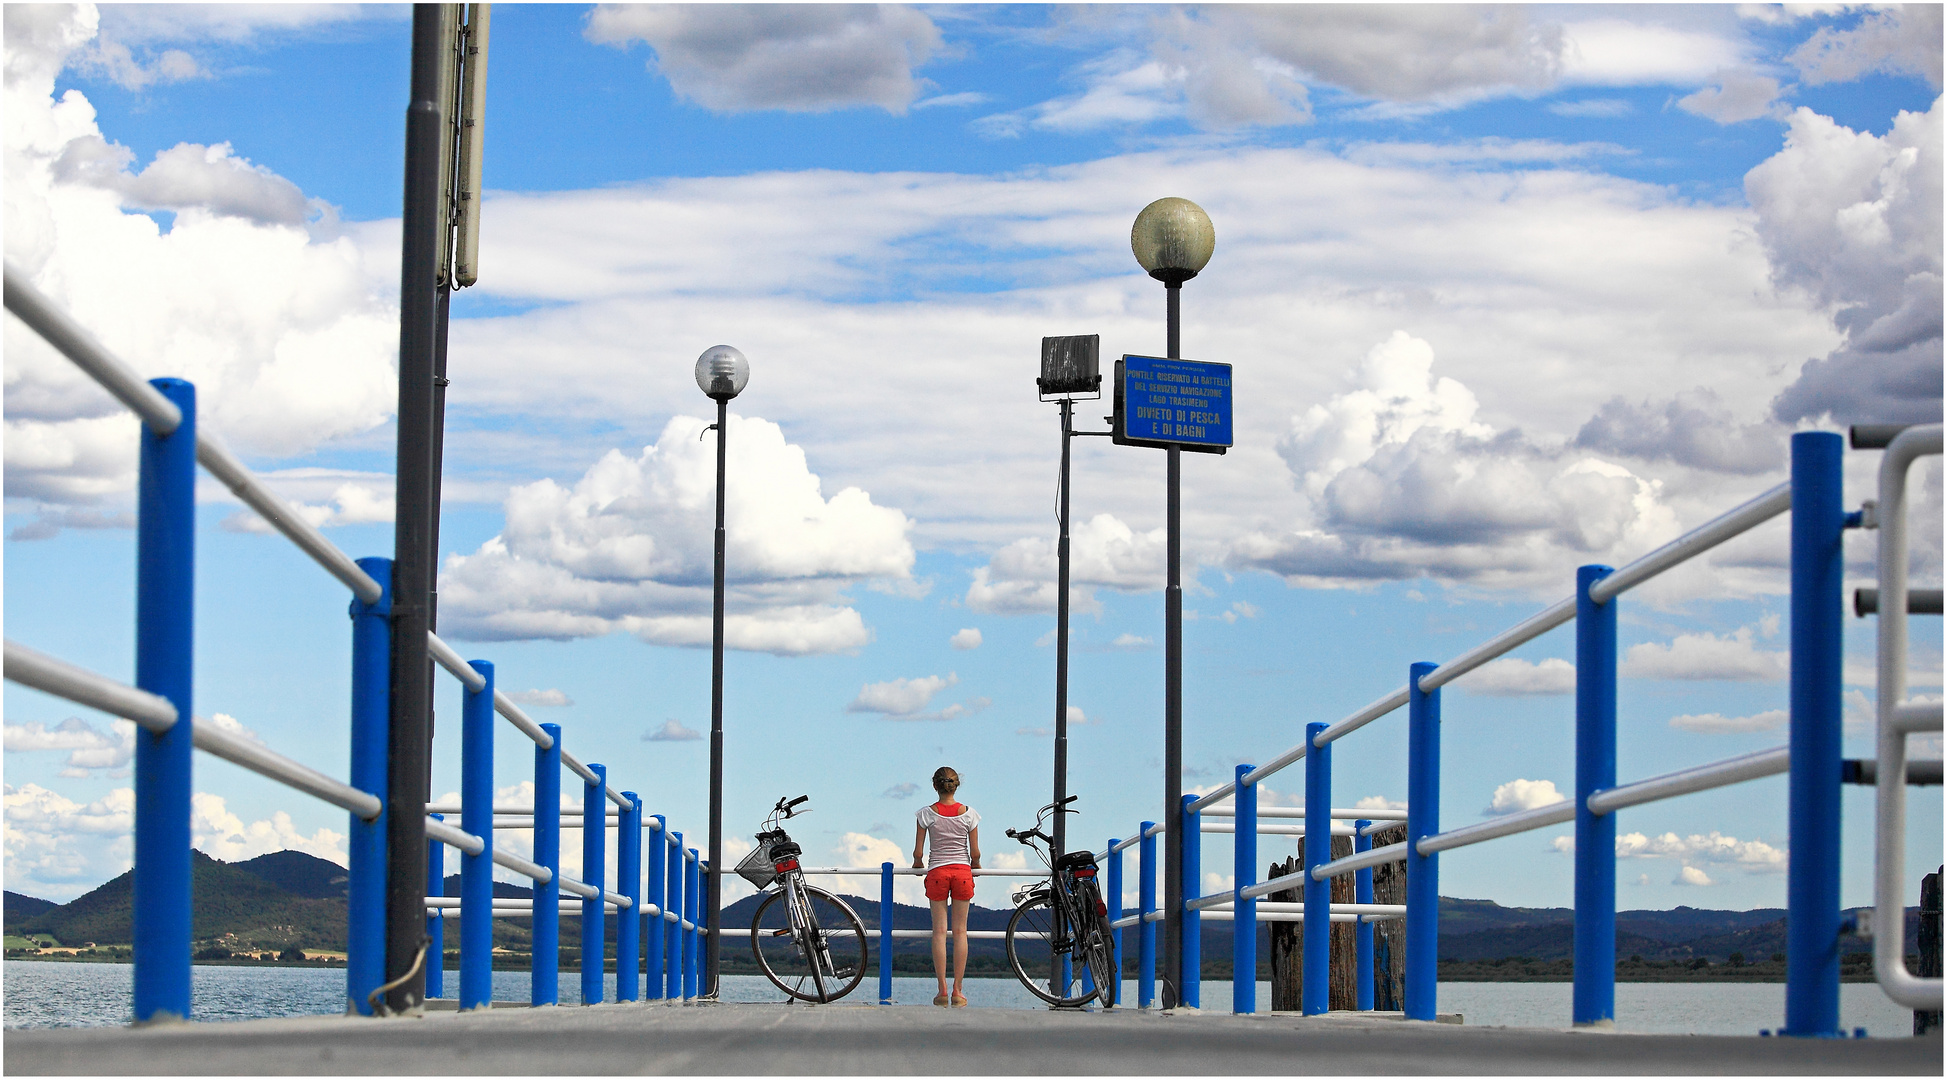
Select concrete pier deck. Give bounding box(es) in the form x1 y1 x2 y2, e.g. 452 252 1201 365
7 1002 1938 1075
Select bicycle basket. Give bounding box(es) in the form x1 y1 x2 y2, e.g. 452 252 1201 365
735 840 776 888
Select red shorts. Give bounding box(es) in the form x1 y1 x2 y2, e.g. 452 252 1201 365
924 863 975 902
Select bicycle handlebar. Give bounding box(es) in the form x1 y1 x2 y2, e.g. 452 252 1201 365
788 795 809 808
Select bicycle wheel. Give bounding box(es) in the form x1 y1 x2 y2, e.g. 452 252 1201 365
750 880 868 1002
1005 892 1098 1006
1076 881 1118 1008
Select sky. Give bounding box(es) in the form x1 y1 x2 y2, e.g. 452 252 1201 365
3 3 1941 921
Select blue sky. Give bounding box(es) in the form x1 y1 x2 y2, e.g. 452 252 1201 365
3 4 1941 920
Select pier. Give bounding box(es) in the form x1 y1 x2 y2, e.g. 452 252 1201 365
6 1003 1940 1076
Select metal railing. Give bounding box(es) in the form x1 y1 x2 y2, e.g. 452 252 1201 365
2 265 709 1020
1084 431 1938 1034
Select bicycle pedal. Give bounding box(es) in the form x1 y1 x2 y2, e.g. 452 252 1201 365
769 928 793 937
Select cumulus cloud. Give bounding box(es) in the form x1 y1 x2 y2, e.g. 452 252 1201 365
827 832 926 905
218 470 394 534
4 6 398 508
967 514 1166 615
4 716 134 777
1461 657 1577 696
1674 864 1716 887
949 628 982 650
1677 69 1785 124
848 673 956 718
1749 98 1943 425
1485 778 1568 816
1552 828 1786 874
1235 332 1679 591
190 791 345 866
1669 707 1788 733
1354 795 1407 813
644 719 701 742
1574 389 1785 474
1622 625 1788 681
1787 6 1944 90
585 4 942 114
1558 18 1750 86
437 415 914 656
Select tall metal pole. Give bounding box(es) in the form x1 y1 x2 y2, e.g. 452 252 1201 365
706 396 728 996
1054 397 1073 860
1160 278 1184 1007
383 2 445 1016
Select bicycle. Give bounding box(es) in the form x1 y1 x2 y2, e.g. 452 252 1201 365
737 794 870 1003
1003 795 1118 1008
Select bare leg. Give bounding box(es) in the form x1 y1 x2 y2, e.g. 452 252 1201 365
951 897 971 994
931 899 950 996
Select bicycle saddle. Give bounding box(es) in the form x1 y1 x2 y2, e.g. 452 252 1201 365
767 840 802 860
1054 850 1098 871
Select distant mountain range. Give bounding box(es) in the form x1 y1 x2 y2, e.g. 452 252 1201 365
5 850 1919 969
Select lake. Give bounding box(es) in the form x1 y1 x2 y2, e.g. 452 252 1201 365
3 962 1921 1037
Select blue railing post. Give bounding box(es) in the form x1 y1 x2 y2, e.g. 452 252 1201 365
684 848 700 1000
582 763 608 1005
533 723 562 1006
666 831 684 1001
1303 723 1332 1015
1234 764 1258 1014
460 660 496 1011
1180 795 1201 1009
1107 838 1124 1002
1786 429 1844 1037
425 815 445 1001
879 862 895 1003
646 815 666 1001
1574 565 1617 1028
1355 820 1374 1012
1138 822 1157 1008
617 792 642 1001
1405 661 1440 1021
347 556 392 1015
133 377 195 1024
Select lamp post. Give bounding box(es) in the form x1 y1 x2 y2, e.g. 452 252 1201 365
695 344 748 999
1130 197 1214 1008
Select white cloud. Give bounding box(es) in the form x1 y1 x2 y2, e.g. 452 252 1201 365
1559 19 1749 86
1235 332 1680 591
4 6 398 509
218 470 394 533
1622 625 1788 681
503 689 572 708
1462 657 1577 696
1574 388 1785 475
584 4 942 114
1485 778 1567 816
1669 708 1788 733
949 627 982 650
967 514 1167 615
190 791 345 866
1354 795 1407 813
883 782 919 800
848 673 957 718
1787 7 1944 90
437 414 913 656
1678 69 1786 124
644 719 701 742
827 832 926 905
4 716 133 777
1674 864 1716 887
1552 828 1787 874
1750 98 1943 425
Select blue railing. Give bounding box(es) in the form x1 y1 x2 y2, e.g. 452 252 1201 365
1093 429 1942 1033
2 264 708 1021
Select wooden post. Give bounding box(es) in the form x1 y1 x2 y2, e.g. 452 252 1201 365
1919 866 1942 1036
1368 823 1408 1012
1269 834 1374 1012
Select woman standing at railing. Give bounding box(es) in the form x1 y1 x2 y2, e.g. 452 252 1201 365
913 766 981 1008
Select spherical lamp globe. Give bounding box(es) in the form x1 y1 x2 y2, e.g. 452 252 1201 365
1130 197 1215 284
694 345 749 401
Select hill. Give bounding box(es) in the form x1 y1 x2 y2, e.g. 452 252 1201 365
5 890 58 931
19 850 347 953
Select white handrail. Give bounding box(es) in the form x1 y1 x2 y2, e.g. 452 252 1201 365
1417 802 1576 856
1873 424 1945 1011
1198 806 1407 821
4 639 178 731
1585 746 1790 816
1588 481 1791 604
1414 601 1576 695
195 720 381 821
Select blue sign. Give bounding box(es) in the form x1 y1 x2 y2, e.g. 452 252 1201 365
1114 355 1232 452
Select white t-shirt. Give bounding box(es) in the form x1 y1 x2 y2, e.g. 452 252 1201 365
916 802 980 869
